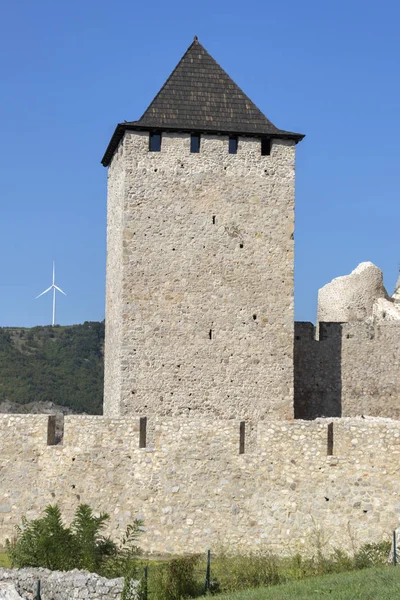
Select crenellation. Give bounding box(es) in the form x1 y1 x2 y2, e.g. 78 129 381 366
295 321 400 419
1 415 400 553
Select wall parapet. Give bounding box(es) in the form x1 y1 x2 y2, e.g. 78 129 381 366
1 414 400 554
2 413 400 459
294 320 400 420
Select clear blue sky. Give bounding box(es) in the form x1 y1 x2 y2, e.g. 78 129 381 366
1 0 399 327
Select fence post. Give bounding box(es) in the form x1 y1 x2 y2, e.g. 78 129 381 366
143 565 148 600
35 580 41 600
394 531 397 566
205 549 211 594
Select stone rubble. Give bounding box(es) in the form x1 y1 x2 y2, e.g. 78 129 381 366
0 568 134 600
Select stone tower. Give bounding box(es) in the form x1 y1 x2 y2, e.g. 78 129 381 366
102 38 304 420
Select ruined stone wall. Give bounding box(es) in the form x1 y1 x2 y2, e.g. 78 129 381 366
294 321 400 419
1 414 400 555
0 568 128 600
104 131 296 421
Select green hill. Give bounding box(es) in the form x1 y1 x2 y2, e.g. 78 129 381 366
0 322 104 414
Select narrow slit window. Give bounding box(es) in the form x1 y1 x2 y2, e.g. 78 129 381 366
190 134 201 153
261 138 271 156
47 416 57 446
149 133 162 152
239 421 245 454
229 136 238 154
327 422 334 456
139 416 147 448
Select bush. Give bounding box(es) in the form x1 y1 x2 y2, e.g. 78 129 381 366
151 555 202 600
6 505 77 571
71 504 116 572
354 541 391 569
6 503 142 577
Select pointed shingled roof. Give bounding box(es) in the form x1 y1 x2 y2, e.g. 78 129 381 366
102 38 304 166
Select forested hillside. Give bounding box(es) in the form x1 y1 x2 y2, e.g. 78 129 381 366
0 322 104 414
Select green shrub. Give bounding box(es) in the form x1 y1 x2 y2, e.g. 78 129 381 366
354 541 391 569
6 503 142 578
71 504 116 572
6 505 77 571
151 555 202 600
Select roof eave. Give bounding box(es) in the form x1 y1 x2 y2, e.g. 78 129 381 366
101 123 305 167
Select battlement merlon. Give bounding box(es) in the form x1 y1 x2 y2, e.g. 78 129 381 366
2 414 400 460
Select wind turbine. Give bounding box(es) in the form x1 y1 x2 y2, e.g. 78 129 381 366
35 262 66 326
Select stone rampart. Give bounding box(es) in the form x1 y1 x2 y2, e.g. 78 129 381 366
1 414 400 555
0 567 128 600
294 321 400 419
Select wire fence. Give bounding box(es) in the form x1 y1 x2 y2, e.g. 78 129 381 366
31 538 398 600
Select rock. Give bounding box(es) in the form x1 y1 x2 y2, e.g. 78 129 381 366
372 297 400 321
317 262 388 323
0 583 24 600
392 274 400 303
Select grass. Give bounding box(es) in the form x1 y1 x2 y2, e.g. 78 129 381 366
214 567 400 600
0 552 10 567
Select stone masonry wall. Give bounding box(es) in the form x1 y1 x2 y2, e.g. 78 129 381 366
0 568 128 600
104 139 125 417
294 321 400 419
104 131 296 421
1 414 400 556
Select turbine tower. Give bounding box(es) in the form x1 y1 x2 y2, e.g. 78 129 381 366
36 262 66 326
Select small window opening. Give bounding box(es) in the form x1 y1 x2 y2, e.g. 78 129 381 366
212 215 216 225
47 416 57 446
261 138 271 156
209 329 212 340
239 243 244 248
139 416 147 448
327 422 334 456
190 134 201 153
149 132 161 152
253 314 257 320
229 136 238 154
239 421 245 454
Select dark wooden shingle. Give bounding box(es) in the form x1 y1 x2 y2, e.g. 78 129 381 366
102 38 304 166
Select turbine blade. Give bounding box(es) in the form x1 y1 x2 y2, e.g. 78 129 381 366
54 285 66 296
35 285 52 299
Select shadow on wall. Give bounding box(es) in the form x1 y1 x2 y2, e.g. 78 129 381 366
294 322 342 419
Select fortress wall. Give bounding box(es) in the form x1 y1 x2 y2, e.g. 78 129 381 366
2 415 400 555
63 415 141 448
294 321 400 419
0 415 49 453
256 420 328 459
104 131 296 421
